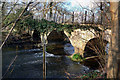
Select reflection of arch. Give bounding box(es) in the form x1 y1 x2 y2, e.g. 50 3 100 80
84 37 108 58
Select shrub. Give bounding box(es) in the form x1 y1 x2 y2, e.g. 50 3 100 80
72 53 83 61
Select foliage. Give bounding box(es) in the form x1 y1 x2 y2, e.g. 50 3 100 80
79 70 106 79
70 53 85 62
3 6 102 36
3 7 34 34
3 13 16 28
72 54 82 60
33 18 102 35
3 8 24 28
33 19 64 34
65 69 106 79
3 5 102 35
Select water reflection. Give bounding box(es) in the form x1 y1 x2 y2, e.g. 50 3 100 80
2 43 90 78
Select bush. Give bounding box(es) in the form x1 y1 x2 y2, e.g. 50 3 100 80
72 54 82 60
71 53 85 62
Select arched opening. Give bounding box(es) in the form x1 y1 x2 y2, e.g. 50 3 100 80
83 37 108 69
47 30 69 43
84 37 108 58
47 30 73 55
32 29 41 43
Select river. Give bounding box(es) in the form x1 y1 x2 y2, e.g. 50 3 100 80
2 43 90 79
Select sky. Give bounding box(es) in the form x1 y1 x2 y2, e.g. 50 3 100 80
70 0 94 8
62 0 97 12
4 0 101 10
4 0 103 13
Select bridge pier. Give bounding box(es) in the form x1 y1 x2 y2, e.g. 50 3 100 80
74 47 84 57
64 29 95 57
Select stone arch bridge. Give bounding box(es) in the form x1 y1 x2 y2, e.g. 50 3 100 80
47 26 111 57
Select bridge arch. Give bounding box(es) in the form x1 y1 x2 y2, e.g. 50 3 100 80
47 30 69 43
64 28 97 57
84 37 108 58
46 30 70 55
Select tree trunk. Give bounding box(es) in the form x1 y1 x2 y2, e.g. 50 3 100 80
107 2 119 78
2 2 6 27
62 13 64 23
50 2 53 19
92 13 94 24
117 2 120 79
85 11 87 24
100 2 103 25
72 12 74 23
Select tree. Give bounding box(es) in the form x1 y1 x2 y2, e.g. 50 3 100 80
0 2 33 49
3 7 34 34
107 1 120 78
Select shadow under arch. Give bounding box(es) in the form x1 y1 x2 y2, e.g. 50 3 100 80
82 37 109 69
84 37 109 58
46 30 71 55
47 30 69 43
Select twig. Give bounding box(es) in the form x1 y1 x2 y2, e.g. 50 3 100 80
2 55 18 78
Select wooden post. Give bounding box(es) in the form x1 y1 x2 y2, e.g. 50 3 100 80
41 34 46 80
43 42 46 80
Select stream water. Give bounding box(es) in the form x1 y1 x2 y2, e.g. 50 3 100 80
2 43 90 79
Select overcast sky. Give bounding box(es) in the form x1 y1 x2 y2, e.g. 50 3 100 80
62 0 98 12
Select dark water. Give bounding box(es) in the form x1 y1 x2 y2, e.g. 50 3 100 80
2 43 90 78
